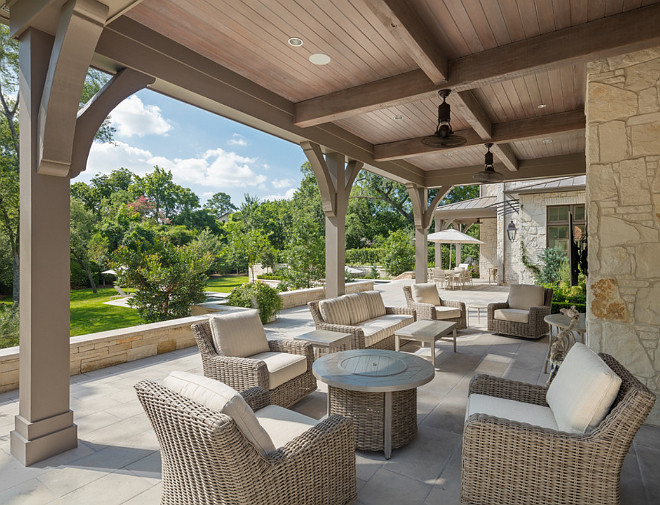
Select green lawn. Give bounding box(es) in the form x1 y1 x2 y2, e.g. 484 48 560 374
70 287 143 337
205 275 249 293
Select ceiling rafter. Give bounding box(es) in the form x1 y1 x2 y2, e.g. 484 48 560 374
294 3 660 128
374 109 584 161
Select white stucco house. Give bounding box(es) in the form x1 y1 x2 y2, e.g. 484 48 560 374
433 176 586 285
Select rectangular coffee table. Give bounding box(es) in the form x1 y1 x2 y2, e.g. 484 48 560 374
395 320 457 367
293 329 353 359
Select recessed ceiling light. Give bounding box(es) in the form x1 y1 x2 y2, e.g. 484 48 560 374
288 37 303 47
443 153 453 157
394 114 403 120
309 53 331 65
537 104 547 109
542 139 553 144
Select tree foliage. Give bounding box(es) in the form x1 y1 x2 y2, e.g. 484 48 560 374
281 215 325 289
204 191 236 218
382 229 415 276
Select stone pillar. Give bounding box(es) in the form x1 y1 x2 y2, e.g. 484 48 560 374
301 142 362 299
478 218 497 280
10 29 77 465
586 47 660 425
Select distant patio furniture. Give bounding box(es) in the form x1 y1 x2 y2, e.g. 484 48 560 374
191 310 317 408
433 267 446 288
313 348 434 459
403 284 467 329
488 266 498 284
136 373 356 505
113 284 127 296
461 348 656 505
308 291 415 350
487 284 553 339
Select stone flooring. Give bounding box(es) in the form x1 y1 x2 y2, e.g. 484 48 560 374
0 279 658 504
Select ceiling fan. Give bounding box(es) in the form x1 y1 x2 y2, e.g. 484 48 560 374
472 143 504 184
420 89 467 148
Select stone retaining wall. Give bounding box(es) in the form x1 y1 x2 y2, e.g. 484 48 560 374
279 279 375 309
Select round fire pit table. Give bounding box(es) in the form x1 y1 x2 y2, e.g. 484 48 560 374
312 349 434 459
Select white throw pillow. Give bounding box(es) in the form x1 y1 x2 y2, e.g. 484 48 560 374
164 371 276 454
546 343 622 434
208 309 270 357
508 284 545 311
411 283 441 305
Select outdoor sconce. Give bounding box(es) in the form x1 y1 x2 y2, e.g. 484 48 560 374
507 221 517 242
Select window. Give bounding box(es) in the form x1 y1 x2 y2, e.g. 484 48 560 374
547 204 585 252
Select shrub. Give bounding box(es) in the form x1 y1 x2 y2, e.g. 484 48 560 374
226 281 282 324
382 230 415 276
536 248 566 285
257 274 283 280
0 305 19 348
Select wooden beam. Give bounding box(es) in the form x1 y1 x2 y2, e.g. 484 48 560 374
424 153 585 188
453 91 491 138
374 109 584 161
364 0 447 84
492 144 519 172
294 3 660 127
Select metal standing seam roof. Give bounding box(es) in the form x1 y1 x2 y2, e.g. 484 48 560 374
433 196 498 218
506 176 586 194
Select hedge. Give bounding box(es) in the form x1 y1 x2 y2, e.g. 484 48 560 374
345 247 385 265
551 302 586 314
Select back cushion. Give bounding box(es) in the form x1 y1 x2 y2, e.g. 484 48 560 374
508 284 545 310
344 293 370 325
318 296 352 326
411 283 441 306
363 291 387 319
209 309 270 358
546 343 622 434
164 371 276 454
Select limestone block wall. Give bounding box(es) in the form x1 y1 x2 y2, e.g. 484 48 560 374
586 47 660 425
478 218 497 279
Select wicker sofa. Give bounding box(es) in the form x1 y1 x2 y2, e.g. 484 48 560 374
461 345 656 505
191 310 317 408
402 283 467 329
136 373 356 505
487 284 553 339
308 291 415 350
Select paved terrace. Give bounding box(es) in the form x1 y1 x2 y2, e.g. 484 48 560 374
0 280 658 504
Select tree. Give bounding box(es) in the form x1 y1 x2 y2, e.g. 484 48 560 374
282 215 325 289
204 191 236 218
70 198 100 292
382 229 415 276
112 236 212 322
224 221 274 279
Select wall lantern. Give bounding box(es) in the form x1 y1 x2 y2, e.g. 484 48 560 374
507 221 517 242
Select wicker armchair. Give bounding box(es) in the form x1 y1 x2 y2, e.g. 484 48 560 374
136 380 357 505
191 317 316 408
403 285 467 329
487 285 553 339
461 353 655 505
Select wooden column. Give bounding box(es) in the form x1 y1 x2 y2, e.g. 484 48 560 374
302 142 362 298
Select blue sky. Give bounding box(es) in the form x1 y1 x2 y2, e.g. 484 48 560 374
80 89 308 207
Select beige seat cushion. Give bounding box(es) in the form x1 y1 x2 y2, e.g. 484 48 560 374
434 305 461 319
344 293 370 325
411 283 441 306
318 296 352 326
164 371 276 454
250 351 308 390
209 309 270 358
255 404 318 449
467 393 558 431
508 284 545 310
493 308 529 324
360 314 414 347
546 343 621 434
363 291 387 319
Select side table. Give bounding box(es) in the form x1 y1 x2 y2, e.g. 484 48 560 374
293 329 353 359
468 305 488 325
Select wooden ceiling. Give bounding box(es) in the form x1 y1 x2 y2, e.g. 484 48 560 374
22 0 660 187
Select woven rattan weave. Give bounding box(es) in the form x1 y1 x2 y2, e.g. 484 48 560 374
135 381 357 505
191 319 317 408
402 285 467 329
460 353 656 505
487 287 553 339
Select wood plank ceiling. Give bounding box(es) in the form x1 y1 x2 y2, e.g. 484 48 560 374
119 0 660 184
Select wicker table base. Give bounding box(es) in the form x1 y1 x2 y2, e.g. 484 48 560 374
328 386 417 453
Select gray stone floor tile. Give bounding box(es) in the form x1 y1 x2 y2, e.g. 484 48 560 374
358 468 433 505
0 478 58 505
424 441 462 505
48 470 153 505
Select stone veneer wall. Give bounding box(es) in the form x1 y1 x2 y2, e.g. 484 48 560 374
586 47 660 425
478 218 497 279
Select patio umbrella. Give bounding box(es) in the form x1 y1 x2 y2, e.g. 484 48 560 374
427 229 484 269
101 269 117 276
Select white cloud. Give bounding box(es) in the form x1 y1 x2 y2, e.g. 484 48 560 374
85 142 267 189
261 188 296 201
110 95 172 138
228 133 247 146
272 178 293 189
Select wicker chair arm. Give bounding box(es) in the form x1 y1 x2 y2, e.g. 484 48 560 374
406 301 434 320
204 355 270 390
487 301 509 316
469 374 549 406
314 322 365 349
441 299 465 312
386 306 416 317
268 338 314 370
240 387 271 411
